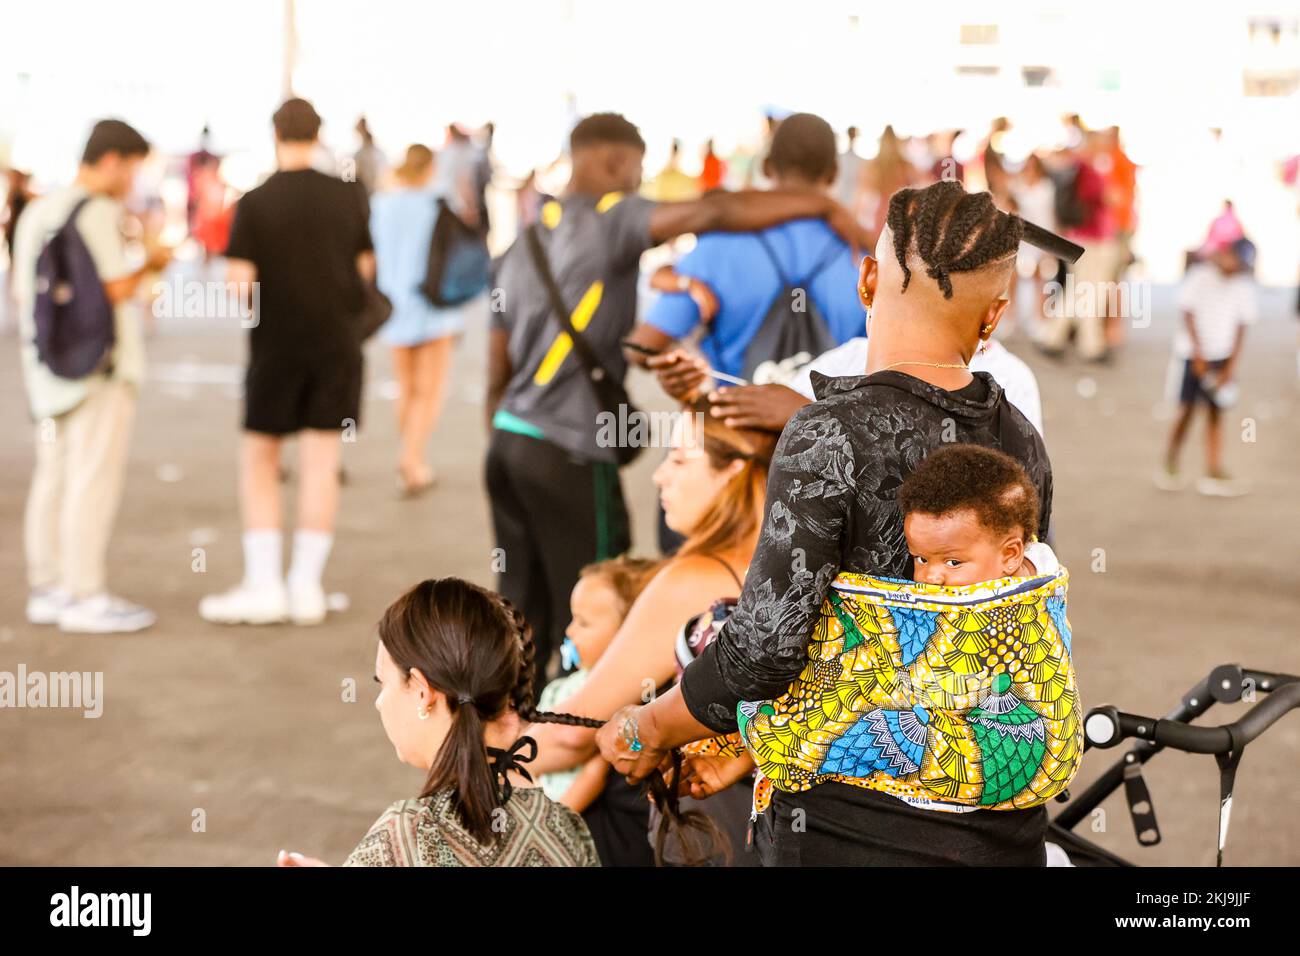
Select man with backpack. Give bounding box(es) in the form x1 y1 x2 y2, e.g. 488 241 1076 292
13 119 170 633
485 112 866 686
625 113 867 385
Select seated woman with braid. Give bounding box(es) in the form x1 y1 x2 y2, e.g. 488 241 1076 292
277 578 600 867
596 180 1082 867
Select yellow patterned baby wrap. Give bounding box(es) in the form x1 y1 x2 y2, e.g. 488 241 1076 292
736 569 1082 812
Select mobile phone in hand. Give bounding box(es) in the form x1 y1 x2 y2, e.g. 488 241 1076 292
620 339 663 357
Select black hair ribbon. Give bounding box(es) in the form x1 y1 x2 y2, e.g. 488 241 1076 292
487 735 537 803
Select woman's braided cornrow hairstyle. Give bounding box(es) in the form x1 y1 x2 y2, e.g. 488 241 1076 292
886 179 1025 299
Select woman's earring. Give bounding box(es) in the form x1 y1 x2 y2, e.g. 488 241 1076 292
417 706 430 721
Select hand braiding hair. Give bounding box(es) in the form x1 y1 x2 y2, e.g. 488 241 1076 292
887 180 1025 299
495 593 729 865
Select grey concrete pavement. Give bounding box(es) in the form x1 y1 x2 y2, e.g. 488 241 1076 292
1 283 1298 865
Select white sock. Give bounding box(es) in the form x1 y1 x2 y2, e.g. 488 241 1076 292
242 530 284 590
287 530 333 588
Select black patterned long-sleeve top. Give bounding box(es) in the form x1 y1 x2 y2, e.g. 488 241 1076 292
679 369 1054 734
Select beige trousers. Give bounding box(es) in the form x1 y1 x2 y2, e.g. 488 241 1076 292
24 379 137 597
1041 239 1121 360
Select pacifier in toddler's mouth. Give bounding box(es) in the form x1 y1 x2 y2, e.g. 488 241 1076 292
560 637 582 671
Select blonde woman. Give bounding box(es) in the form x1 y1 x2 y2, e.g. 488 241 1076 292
525 403 775 775
370 145 465 496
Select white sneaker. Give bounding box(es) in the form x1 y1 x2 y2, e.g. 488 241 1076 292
1197 473 1249 498
27 587 72 625
1159 465 1190 494
199 582 288 625
58 593 156 634
1153 466 1188 492
287 578 327 626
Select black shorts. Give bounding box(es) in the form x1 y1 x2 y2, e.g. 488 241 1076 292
243 348 363 435
1178 358 1227 406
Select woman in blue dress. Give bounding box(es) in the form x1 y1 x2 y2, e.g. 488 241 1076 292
370 144 472 496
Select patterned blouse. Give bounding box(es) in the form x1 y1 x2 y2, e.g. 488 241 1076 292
679 370 1053 734
343 787 600 867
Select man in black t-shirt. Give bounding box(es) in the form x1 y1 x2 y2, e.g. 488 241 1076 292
200 98 375 627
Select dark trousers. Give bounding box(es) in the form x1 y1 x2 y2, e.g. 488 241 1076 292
485 429 630 688
756 781 1048 866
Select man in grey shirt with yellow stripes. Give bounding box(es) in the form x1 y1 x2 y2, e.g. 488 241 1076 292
487 112 866 686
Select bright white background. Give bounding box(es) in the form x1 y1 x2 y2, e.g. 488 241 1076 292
3 0 1299 281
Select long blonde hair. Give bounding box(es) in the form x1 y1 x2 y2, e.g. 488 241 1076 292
675 399 776 561
393 143 435 186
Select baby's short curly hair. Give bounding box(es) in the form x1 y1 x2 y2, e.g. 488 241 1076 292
578 554 659 615
898 443 1039 539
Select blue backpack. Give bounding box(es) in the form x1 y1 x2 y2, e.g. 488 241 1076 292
33 197 115 379
420 198 490 307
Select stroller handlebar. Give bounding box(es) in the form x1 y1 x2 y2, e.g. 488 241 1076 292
1085 681 1300 754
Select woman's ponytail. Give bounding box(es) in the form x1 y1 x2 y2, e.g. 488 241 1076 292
381 578 733 863
378 579 521 845
422 695 499 843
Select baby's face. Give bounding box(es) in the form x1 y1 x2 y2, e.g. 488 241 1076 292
564 575 625 668
904 509 1024 587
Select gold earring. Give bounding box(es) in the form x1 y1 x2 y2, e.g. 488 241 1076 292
981 324 992 336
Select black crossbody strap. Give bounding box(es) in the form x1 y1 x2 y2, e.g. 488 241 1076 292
524 224 614 385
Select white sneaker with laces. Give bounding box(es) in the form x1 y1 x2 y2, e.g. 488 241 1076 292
199 583 288 625
287 579 327 626
27 588 72 625
58 594 156 634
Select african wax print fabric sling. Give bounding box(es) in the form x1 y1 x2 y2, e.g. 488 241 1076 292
737 568 1082 812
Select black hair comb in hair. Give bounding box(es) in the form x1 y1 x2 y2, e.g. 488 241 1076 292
1019 218 1084 264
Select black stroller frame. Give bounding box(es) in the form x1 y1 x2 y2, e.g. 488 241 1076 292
1049 663 1300 866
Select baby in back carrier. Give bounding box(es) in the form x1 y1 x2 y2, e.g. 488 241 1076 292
899 442 1059 587
736 442 1080 815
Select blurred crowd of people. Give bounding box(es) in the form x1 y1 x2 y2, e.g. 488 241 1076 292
624 114 1151 364
0 93 1287 869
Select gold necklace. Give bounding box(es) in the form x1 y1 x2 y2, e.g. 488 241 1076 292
881 360 969 372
